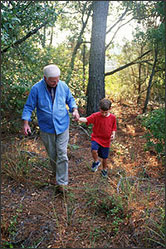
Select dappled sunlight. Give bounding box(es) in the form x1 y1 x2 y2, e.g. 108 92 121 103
20 137 47 158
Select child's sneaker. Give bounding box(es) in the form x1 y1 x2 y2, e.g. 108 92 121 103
91 161 101 172
101 169 108 178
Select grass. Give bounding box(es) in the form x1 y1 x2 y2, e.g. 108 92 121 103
144 206 165 247
84 182 127 238
1 146 51 187
1 131 165 248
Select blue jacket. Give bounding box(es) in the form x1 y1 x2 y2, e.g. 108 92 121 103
22 78 77 134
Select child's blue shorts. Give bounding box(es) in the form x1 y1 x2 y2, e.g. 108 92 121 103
91 140 109 159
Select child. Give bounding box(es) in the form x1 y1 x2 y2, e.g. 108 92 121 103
78 98 117 177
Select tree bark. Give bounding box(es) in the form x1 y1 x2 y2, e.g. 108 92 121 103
49 27 54 47
143 48 158 113
137 46 143 104
86 1 109 115
82 43 86 92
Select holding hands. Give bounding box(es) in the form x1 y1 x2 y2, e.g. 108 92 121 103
72 108 80 121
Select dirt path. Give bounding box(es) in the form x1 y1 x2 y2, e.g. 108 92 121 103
1 103 165 248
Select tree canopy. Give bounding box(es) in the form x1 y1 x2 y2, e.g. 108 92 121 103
1 1 165 126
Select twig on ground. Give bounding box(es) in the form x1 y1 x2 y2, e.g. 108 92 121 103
117 176 153 193
20 150 46 160
78 125 91 138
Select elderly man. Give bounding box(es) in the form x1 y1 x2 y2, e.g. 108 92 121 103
22 64 80 193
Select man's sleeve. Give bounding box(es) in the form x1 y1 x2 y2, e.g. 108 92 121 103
66 87 77 113
21 87 37 121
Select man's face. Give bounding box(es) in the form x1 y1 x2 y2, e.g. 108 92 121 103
100 109 110 117
44 76 59 87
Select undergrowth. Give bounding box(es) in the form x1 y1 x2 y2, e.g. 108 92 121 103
1 133 165 248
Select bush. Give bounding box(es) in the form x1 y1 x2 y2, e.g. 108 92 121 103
141 108 165 158
1 84 31 134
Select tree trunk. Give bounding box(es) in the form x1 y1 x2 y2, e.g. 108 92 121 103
137 47 143 104
143 48 158 113
82 43 86 92
49 27 54 47
86 1 109 115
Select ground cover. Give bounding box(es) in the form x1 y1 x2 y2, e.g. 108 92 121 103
1 103 165 248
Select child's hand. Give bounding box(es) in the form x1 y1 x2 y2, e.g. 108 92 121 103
78 117 87 123
111 131 115 140
111 134 115 140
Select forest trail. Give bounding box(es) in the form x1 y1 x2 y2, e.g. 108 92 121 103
1 103 165 248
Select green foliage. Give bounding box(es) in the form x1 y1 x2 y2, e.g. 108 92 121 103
1 1 57 50
105 74 122 101
145 207 166 248
1 1 60 134
147 23 165 47
56 1 93 37
68 143 80 150
140 108 165 157
2 85 30 114
84 184 126 235
1 83 31 134
1 1 90 133
1 0 165 136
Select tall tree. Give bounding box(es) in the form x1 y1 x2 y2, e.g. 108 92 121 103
143 47 158 113
86 1 109 115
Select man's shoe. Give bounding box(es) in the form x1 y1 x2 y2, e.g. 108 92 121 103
91 161 101 172
101 169 108 178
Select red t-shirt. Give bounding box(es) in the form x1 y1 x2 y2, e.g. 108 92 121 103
87 112 117 147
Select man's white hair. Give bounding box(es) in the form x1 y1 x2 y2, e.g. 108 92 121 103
43 64 60 78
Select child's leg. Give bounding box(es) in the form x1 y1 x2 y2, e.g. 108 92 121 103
91 142 101 172
101 158 108 177
99 147 109 177
91 141 100 163
91 149 101 172
102 158 108 170
92 150 99 162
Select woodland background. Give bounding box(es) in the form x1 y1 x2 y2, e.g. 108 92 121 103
1 1 165 248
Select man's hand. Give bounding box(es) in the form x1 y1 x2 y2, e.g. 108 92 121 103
23 120 31 136
72 108 80 121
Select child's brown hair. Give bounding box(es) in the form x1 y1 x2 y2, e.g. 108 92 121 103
99 98 112 111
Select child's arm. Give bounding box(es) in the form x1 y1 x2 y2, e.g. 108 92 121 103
79 117 88 123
